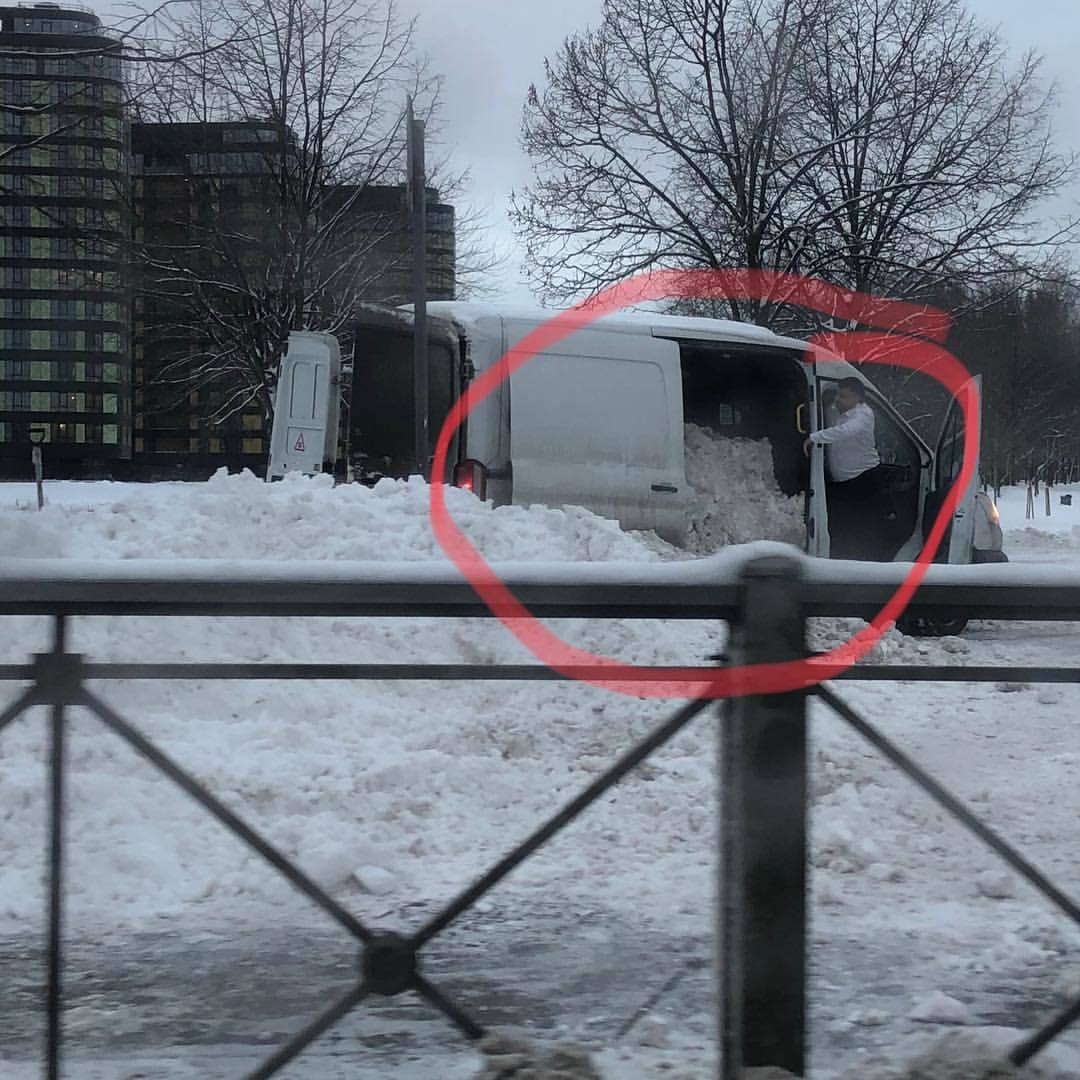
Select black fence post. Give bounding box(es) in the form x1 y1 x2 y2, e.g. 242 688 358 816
720 555 807 1078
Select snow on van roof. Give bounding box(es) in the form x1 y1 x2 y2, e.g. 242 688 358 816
420 300 801 347
418 300 866 382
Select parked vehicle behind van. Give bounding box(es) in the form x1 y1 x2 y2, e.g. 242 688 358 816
299 301 1007 633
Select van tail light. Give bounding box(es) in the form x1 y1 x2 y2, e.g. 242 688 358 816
452 459 488 499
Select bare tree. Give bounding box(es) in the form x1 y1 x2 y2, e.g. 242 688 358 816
128 0 450 424
793 0 1076 310
512 0 1076 327
513 0 839 323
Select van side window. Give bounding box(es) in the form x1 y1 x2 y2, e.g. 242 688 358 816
936 401 964 489
867 396 919 478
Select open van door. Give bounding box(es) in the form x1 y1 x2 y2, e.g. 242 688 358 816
266 332 341 480
931 375 982 565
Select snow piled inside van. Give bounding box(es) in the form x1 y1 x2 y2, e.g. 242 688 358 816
682 423 805 552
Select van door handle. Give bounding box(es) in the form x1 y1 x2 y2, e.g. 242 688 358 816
651 483 679 493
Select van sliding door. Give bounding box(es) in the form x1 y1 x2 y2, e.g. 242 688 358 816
508 334 687 540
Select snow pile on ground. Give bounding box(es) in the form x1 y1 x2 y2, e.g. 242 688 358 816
0 472 722 935
474 1031 603 1079
841 1029 1080 1079
682 425 805 552
995 482 1080 557
0 468 674 565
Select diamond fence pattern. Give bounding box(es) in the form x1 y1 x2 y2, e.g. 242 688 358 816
0 556 1078 1077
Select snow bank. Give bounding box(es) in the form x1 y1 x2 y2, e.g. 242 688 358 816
0 473 1015 940
683 425 805 552
0 473 720 936
845 1028 1080 1079
0 469 673 565
996 483 1079 539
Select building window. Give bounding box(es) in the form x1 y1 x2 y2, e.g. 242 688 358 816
11 205 30 226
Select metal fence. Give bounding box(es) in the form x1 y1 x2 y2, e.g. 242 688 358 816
1 553 1079 1078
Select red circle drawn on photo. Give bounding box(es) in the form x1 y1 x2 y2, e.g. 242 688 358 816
429 269 977 699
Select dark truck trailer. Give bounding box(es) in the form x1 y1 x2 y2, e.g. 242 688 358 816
347 306 465 483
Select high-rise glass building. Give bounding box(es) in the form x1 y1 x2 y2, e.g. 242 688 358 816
0 3 130 477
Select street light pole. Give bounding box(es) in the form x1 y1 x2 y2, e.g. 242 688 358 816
407 96 428 479
29 426 46 510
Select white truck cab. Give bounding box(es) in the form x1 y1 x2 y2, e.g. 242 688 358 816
342 302 1005 628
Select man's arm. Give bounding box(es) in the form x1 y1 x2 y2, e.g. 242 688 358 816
809 406 873 445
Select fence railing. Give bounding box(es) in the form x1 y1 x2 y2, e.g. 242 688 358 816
1 551 1079 1079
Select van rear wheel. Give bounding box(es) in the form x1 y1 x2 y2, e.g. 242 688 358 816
896 612 969 637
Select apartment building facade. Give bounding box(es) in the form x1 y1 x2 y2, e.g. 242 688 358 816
0 2 130 478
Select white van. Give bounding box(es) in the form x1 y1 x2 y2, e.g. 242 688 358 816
346 302 1006 628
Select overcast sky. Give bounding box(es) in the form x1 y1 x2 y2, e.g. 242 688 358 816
400 0 1080 305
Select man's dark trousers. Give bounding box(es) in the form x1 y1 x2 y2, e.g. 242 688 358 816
826 465 889 560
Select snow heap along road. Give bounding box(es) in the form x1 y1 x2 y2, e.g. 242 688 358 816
1 470 1079 1080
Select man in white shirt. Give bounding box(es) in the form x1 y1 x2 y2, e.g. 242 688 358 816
803 377 886 560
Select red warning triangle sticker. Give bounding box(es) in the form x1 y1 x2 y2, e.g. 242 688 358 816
293 432 305 452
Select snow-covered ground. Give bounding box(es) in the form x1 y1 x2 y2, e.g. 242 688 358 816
0 473 1078 1078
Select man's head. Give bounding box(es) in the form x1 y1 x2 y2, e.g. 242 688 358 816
835 377 866 413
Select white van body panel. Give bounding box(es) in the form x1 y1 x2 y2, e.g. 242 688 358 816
505 326 688 541
267 331 341 480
